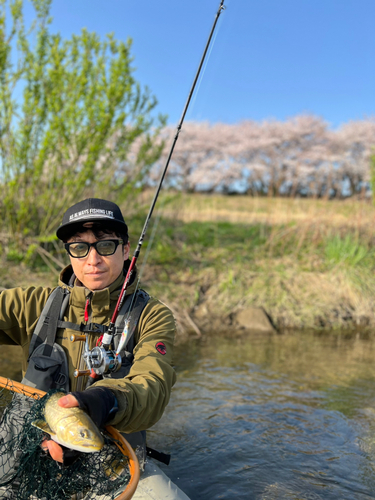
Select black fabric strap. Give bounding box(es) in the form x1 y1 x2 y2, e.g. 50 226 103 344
146 447 171 466
28 288 66 359
42 344 53 357
113 289 150 352
56 321 108 334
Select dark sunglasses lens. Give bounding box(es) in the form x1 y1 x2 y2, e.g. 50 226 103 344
68 242 89 257
96 240 117 256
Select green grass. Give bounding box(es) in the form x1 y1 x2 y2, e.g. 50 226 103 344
146 220 269 269
324 235 373 268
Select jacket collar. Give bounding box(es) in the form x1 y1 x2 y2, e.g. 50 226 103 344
58 261 138 312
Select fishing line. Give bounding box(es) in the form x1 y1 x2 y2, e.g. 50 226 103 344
131 11 228 286
137 205 162 282
188 6 226 119
120 205 163 327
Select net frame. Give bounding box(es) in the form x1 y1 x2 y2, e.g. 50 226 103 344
0 376 140 500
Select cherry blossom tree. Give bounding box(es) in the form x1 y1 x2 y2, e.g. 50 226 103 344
153 116 375 198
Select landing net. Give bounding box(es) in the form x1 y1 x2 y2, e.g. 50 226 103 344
0 388 131 500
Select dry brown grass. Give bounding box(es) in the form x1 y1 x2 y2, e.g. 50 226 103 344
156 192 375 228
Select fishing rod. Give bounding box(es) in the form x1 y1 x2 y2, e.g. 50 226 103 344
104 0 225 346
81 0 226 375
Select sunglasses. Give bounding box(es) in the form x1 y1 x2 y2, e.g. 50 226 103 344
64 239 124 258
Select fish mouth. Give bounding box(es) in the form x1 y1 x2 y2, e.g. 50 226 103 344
69 441 104 453
81 435 105 451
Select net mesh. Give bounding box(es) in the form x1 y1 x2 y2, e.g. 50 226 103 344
0 387 131 500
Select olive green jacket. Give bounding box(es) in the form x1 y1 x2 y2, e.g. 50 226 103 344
0 265 177 434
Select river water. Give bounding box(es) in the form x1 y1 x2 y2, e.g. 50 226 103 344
1 331 375 499
148 331 375 500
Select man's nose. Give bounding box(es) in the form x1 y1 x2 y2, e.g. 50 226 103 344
86 246 102 264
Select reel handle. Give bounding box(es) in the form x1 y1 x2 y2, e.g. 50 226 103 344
74 369 91 378
70 334 86 342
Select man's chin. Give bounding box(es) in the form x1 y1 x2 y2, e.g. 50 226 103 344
82 275 109 290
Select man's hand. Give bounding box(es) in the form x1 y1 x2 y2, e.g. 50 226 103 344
41 438 64 463
41 394 79 463
58 394 79 409
70 387 118 428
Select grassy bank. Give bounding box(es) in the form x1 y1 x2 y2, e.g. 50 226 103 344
1 194 375 338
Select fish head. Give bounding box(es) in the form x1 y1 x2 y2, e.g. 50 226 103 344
55 414 104 453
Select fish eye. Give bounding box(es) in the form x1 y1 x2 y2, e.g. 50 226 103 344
80 430 88 438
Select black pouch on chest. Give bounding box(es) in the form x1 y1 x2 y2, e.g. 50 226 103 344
22 287 70 392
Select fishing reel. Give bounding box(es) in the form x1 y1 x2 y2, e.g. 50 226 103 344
71 334 122 378
72 320 131 378
82 346 122 376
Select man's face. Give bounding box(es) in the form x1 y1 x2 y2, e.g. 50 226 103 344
66 230 130 291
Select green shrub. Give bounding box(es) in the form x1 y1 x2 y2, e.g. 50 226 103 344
0 0 164 246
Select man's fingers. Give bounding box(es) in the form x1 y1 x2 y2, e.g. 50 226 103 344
58 394 79 408
41 439 49 452
43 439 64 463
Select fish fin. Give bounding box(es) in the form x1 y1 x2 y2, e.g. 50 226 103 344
31 419 55 437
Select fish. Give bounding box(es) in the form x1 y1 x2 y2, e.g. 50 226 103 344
31 392 104 453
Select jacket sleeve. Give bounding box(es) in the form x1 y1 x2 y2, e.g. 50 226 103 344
93 297 177 433
0 287 52 372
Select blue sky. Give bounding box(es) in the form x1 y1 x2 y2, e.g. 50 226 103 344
25 0 375 128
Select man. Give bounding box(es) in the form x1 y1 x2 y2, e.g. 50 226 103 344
0 198 189 499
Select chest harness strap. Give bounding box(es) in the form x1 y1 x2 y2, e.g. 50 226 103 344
23 287 150 393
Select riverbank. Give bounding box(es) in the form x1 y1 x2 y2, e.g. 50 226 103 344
1 194 375 338
142 194 375 337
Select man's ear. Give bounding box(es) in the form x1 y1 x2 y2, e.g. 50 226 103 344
123 242 130 261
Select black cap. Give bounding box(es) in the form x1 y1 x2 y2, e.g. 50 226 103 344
56 198 128 241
